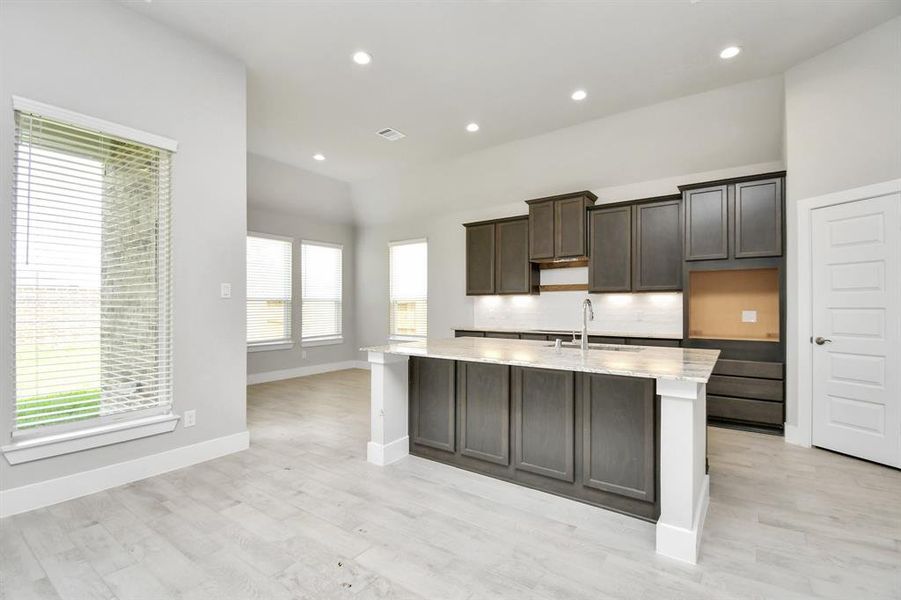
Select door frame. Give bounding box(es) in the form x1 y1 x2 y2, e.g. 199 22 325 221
788 178 901 448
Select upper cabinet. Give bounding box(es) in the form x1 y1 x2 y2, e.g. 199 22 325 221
527 191 597 261
465 216 538 296
588 196 682 293
682 174 784 261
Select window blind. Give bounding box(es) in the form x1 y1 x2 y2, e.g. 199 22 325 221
389 239 427 339
301 241 342 341
12 110 173 432
247 234 292 345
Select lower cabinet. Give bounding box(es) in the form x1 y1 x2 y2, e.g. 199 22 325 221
409 357 660 521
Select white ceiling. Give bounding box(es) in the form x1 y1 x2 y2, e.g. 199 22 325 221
127 1 901 183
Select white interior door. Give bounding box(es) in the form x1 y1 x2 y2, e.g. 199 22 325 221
811 193 901 467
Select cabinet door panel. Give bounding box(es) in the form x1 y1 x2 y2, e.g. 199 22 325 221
466 223 496 294
684 186 728 261
459 362 510 465
496 218 534 294
555 197 588 258
410 358 456 452
588 206 631 292
529 201 555 260
633 200 682 290
582 373 656 501
734 179 783 258
513 367 574 482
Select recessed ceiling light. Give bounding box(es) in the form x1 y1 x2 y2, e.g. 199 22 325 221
719 46 741 60
571 89 587 101
312 153 325 161
352 51 372 65
466 122 480 133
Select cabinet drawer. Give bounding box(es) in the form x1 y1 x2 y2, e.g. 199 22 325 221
455 330 484 338
485 332 520 339
626 338 681 348
713 359 783 380
708 375 783 402
708 395 783 425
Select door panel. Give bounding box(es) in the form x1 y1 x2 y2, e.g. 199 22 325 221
410 358 456 452
555 197 587 258
496 218 534 294
529 201 555 260
734 178 783 258
812 193 900 467
633 200 682 290
684 186 728 260
458 361 511 466
513 367 575 482
466 223 495 294
588 206 631 292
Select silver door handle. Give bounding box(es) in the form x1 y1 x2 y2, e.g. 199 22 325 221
814 336 832 345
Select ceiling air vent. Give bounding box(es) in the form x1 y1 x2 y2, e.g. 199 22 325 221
377 127 406 141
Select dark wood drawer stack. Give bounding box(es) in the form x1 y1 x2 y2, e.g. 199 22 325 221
706 359 784 429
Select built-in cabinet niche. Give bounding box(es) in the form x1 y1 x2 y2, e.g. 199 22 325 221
687 268 779 342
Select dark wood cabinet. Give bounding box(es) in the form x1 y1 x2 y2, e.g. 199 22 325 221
527 191 597 261
464 217 537 296
458 361 510 466
684 185 729 261
633 199 682 291
588 196 682 293
409 357 456 453
734 178 783 258
465 222 495 294
582 373 656 502
588 206 632 292
682 175 784 261
512 367 575 482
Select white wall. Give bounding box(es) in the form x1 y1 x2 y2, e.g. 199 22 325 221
351 76 785 225
783 16 901 428
247 207 357 376
0 2 248 490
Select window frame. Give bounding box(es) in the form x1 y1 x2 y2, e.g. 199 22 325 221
246 231 295 351
300 239 344 346
3 98 179 463
388 238 428 342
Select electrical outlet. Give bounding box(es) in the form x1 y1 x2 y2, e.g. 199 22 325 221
184 409 196 428
741 310 758 323
220 283 232 299
302 350 307 359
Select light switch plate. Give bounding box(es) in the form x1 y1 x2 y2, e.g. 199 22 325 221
184 410 196 428
220 283 232 299
741 310 758 323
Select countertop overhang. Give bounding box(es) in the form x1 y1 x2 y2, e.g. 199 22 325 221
363 337 719 383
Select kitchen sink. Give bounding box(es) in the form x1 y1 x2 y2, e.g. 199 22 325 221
545 342 643 352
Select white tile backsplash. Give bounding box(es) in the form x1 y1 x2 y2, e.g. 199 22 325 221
474 291 683 337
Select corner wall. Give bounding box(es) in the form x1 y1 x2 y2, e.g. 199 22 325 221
0 2 248 492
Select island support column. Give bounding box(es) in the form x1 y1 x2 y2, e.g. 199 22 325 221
655 378 709 565
366 351 410 466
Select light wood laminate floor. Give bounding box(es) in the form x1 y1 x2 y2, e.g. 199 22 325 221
2 369 899 599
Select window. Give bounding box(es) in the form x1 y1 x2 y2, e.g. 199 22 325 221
301 241 343 344
247 234 292 347
389 239 428 339
12 105 173 435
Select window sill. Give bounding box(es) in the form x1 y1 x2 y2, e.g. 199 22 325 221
2 413 180 465
302 337 344 348
248 341 295 353
390 336 426 342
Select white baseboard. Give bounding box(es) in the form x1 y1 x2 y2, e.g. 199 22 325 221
367 436 409 466
0 430 249 517
655 474 710 565
247 360 370 385
783 423 811 447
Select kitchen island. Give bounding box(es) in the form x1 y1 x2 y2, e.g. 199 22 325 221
363 337 719 564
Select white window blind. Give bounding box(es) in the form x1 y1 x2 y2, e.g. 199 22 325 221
12 110 173 433
389 239 428 339
301 241 343 341
247 234 292 345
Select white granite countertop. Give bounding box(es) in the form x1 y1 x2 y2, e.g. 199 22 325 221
364 337 719 383
451 326 683 341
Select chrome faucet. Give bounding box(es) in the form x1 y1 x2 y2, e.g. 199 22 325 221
581 298 594 352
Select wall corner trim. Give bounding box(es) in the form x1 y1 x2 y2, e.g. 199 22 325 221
247 360 370 385
0 430 249 517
